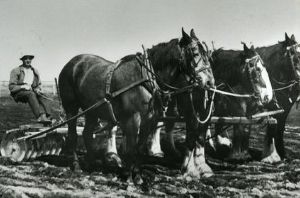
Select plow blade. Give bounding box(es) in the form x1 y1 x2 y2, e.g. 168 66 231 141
0 127 66 162
0 129 27 162
0 125 107 162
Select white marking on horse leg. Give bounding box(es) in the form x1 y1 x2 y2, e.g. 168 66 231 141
262 138 281 164
182 144 213 179
216 135 232 148
149 122 164 157
206 127 215 151
106 126 118 154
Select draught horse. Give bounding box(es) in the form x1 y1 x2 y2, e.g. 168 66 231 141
256 33 300 162
58 29 214 178
213 33 300 162
146 29 215 177
209 43 273 159
106 29 216 178
138 29 216 177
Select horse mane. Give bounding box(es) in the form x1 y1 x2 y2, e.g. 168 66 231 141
120 54 137 63
255 43 283 61
211 49 245 86
148 38 182 71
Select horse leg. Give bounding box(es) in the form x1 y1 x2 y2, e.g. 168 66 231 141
64 108 81 172
148 121 164 157
205 126 216 155
262 123 281 164
120 113 141 182
82 115 98 169
165 120 182 158
231 124 250 160
274 116 287 159
105 125 122 168
213 124 232 159
182 122 213 178
262 109 288 163
180 93 212 178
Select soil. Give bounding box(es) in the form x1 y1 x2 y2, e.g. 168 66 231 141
0 97 300 197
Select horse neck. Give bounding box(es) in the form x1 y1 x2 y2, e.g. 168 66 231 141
115 57 150 83
148 41 189 89
256 43 287 82
212 50 248 88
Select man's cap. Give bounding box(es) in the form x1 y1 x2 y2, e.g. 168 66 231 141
20 55 34 61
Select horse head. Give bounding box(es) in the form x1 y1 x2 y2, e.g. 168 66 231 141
179 28 215 89
282 33 300 88
241 42 273 106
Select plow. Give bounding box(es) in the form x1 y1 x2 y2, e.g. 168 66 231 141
0 108 284 162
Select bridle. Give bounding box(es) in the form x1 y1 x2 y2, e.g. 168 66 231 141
179 41 212 85
285 43 300 81
136 41 215 124
243 54 266 98
271 43 300 91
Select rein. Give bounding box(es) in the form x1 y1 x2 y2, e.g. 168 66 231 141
207 87 256 98
198 90 215 124
272 80 298 91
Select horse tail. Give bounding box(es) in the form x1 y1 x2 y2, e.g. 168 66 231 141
58 56 81 114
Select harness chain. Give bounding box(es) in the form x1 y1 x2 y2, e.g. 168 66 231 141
105 61 122 124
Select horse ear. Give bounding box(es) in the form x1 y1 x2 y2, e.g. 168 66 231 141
285 32 290 41
182 28 190 39
180 27 191 47
291 34 296 41
250 45 255 50
241 42 249 52
190 29 197 39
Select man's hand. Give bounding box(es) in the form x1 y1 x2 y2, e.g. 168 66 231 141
20 84 31 90
33 88 42 94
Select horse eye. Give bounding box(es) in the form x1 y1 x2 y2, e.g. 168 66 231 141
193 52 200 57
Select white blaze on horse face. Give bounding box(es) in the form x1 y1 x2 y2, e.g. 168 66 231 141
194 56 210 87
256 60 273 104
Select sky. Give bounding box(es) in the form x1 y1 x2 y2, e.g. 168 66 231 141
0 0 300 81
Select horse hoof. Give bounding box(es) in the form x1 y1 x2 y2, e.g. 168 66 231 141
228 151 251 162
133 173 143 185
261 150 281 164
148 151 164 158
105 152 122 168
72 162 82 173
201 168 214 178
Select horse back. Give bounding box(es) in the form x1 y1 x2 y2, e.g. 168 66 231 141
59 54 113 108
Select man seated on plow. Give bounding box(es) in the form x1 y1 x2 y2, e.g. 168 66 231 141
9 55 52 123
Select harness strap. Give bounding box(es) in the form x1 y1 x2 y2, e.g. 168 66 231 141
111 78 149 98
273 81 297 91
105 60 121 96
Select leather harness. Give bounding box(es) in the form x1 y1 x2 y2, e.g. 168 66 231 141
103 58 150 124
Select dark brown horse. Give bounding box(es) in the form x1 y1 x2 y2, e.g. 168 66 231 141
209 43 273 159
256 33 300 162
146 29 216 177
214 33 300 162
59 54 156 173
58 29 213 178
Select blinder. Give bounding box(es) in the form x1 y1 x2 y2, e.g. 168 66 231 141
178 42 212 85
